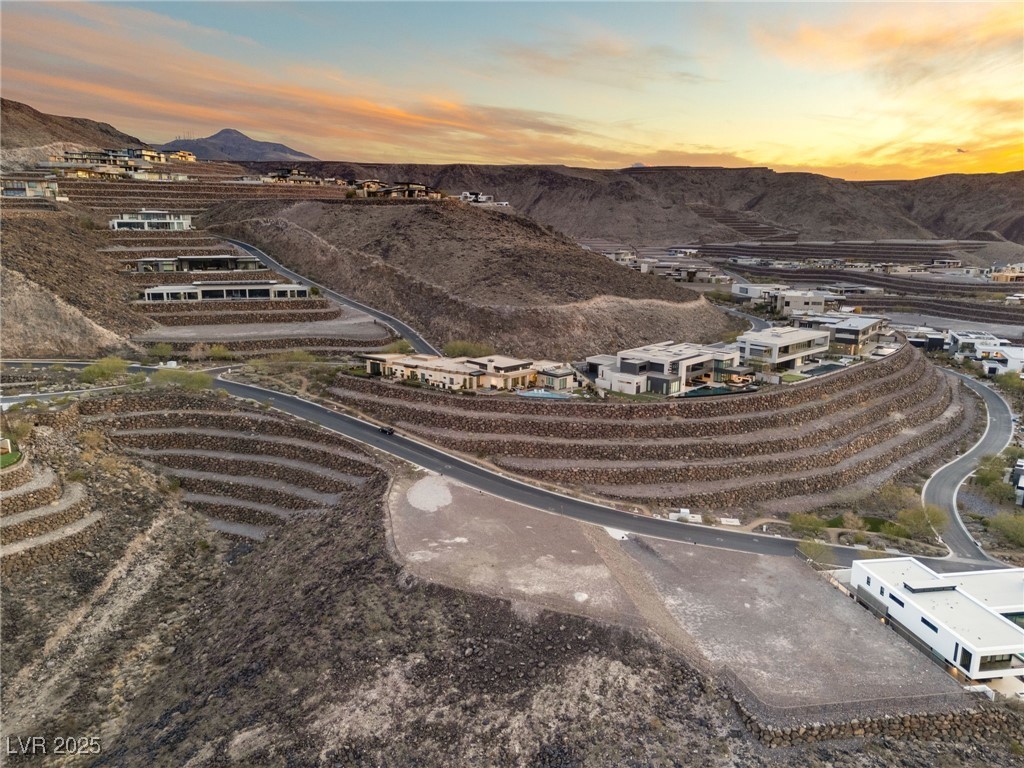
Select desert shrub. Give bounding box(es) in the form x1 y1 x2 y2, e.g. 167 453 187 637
208 344 236 361
797 539 835 564
188 343 210 361
896 506 947 540
879 521 911 540
443 340 495 358
65 469 86 482
789 512 826 536
148 343 174 360
78 357 128 384
151 369 213 391
383 340 414 354
988 513 1024 547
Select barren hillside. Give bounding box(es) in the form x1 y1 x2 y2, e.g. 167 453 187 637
0 99 147 150
0 210 153 356
244 161 1024 245
202 200 743 358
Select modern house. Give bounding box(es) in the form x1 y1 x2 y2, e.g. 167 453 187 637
127 148 168 164
140 280 309 302
166 150 197 162
772 290 840 317
127 253 266 274
730 283 790 302
972 344 1024 376
361 353 537 391
949 330 1010 355
370 182 442 200
817 282 886 297
110 210 193 231
991 265 1024 283
585 341 747 396
851 558 1024 683
790 312 887 354
735 327 831 370
533 362 577 391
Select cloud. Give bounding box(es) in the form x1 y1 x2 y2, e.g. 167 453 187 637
754 4 1022 91
492 31 711 88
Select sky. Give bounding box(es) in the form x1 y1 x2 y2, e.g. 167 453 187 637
2 1 1022 179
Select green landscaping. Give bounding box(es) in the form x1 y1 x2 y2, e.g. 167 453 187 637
1 450 23 469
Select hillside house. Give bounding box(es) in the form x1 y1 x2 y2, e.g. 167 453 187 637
110 210 193 231
773 290 841 316
585 341 747 396
731 283 790 302
949 330 1010 356
790 312 887 354
992 265 1024 283
127 148 168 164
736 327 831 371
851 558 1024 684
140 280 308 302
371 182 442 200
128 254 265 274
167 150 197 162
972 344 1024 376
361 353 571 391
1 178 60 198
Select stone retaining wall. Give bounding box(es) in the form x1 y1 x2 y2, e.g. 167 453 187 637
1 478 62 517
738 704 1022 747
164 335 395 353
31 403 82 431
328 357 932 440
126 270 278 284
597 396 970 508
496 378 953 485
333 342 919 420
174 476 321 510
408 367 944 460
0 457 32 491
1 490 89 544
145 308 343 326
148 453 358 494
0 516 103 577
182 500 287 529
141 298 331 313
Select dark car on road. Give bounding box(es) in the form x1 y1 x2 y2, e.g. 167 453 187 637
379 426 395 435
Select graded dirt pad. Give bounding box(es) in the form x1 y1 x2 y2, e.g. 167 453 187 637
202 200 744 358
387 469 643 627
626 539 965 711
133 307 389 342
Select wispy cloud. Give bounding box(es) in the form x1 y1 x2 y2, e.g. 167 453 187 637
492 30 711 88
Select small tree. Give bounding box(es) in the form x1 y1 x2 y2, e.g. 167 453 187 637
207 344 236 361
383 340 414 354
188 343 210 361
798 539 835 565
443 340 496 358
78 357 128 384
149 343 174 360
789 513 826 537
151 369 213 391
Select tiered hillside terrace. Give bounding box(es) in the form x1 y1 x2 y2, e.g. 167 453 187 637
690 204 798 241
698 240 988 264
79 393 384 540
0 455 98 575
325 344 976 515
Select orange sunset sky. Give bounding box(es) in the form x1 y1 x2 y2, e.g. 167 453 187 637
2 1 1022 180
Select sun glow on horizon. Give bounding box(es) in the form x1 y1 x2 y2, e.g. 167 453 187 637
1 1 1021 180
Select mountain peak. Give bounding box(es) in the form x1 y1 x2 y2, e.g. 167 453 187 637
159 128 317 162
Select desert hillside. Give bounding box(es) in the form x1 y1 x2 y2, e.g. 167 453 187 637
201 200 743 358
244 161 1024 245
159 128 318 162
0 210 152 356
0 98 147 150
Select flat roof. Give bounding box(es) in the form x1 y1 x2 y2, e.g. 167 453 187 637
617 341 738 363
738 327 830 344
468 355 532 367
856 558 1024 651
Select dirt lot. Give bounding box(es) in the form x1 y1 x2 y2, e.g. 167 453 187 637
387 471 967 716
133 305 389 342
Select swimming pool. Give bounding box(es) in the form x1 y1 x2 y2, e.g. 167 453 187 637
515 388 575 400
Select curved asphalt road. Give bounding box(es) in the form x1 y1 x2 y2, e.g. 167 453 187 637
2 360 999 572
222 237 441 356
922 371 1015 563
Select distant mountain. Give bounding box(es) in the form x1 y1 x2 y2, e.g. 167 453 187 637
0 98 147 149
159 129 317 162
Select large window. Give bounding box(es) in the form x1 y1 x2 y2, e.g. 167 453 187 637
920 617 939 633
959 647 973 670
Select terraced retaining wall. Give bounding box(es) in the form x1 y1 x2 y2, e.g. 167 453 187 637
163 335 395 353
144 308 343 326
140 298 332 313
2 488 89 542
0 516 103 577
334 343 919 419
2 479 62 517
126 270 278 285
0 458 32 491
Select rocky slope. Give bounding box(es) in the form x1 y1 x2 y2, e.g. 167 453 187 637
201 200 743 358
0 210 153 356
0 99 146 150
159 128 317 162
243 161 1024 245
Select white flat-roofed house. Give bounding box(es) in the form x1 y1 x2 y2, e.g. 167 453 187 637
532 360 577 391
950 330 1010 356
360 353 484 391
110 210 193 231
973 344 1024 376
731 282 790 302
851 558 1024 682
140 280 308 302
464 355 536 390
585 341 745 396
129 253 265 274
736 327 830 371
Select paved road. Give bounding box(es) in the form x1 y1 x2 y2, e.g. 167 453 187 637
0 360 1002 572
922 371 1015 563
719 305 772 332
223 237 441 355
